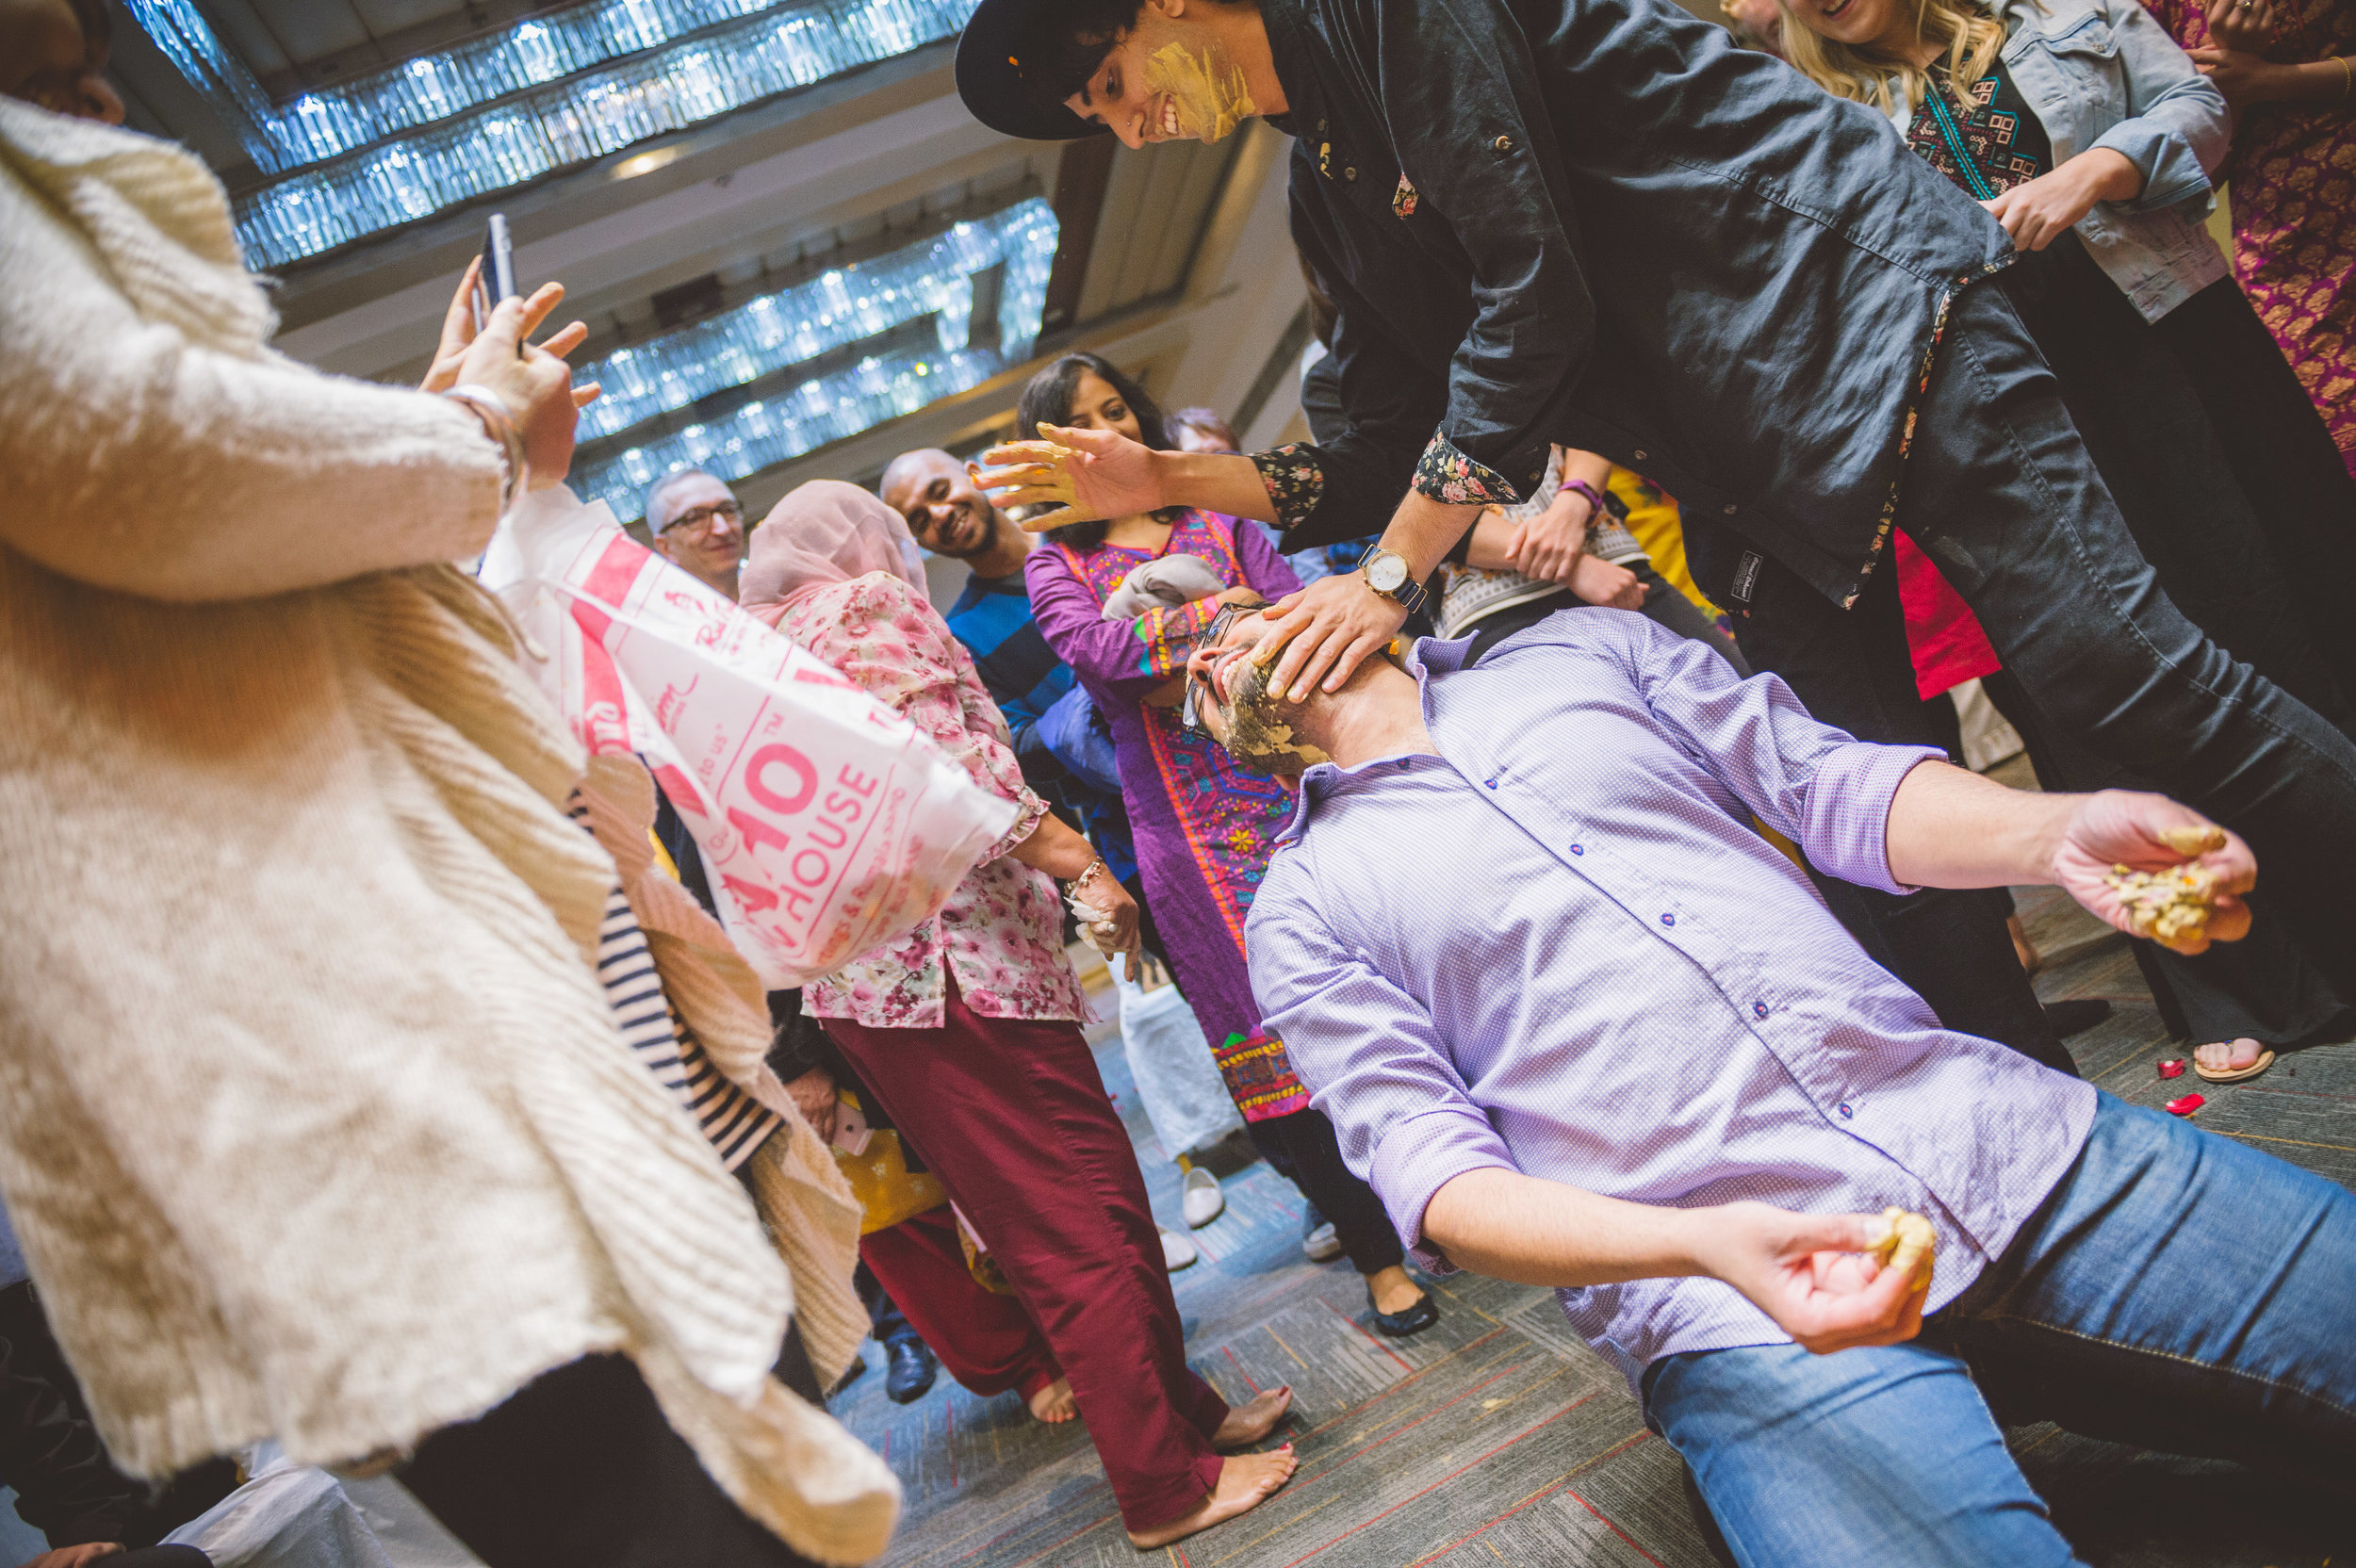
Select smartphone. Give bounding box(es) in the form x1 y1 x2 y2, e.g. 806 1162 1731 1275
469 212 518 334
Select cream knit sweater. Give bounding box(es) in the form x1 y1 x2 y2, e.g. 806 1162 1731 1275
0 100 895 1563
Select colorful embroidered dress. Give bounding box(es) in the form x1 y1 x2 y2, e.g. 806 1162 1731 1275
2145 0 2356 477
1024 510 1312 1120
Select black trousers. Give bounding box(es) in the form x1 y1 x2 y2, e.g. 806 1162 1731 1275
1980 668 2345 1046
1906 266 2356 994
1244 1107 1404 1278
398 1328 827 1568
1696 262 2356 1007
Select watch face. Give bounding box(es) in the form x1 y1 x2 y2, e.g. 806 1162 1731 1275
1366 553 1409 594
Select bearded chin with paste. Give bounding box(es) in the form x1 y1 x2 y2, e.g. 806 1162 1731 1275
1218 657 1332 774
1146 38 1256 141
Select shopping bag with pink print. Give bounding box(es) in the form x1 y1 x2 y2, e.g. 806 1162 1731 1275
480 485 1015 988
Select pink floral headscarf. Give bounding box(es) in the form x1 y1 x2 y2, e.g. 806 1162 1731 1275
741 480 928 619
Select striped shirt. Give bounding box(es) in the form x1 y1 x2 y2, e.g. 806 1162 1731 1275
574 803 781 1171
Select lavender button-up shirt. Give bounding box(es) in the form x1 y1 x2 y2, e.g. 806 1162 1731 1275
1247 612 2098 1388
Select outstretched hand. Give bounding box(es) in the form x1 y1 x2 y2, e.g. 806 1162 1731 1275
2051 791 2254 956
1692 1203 1928 1354
972 423 1167 531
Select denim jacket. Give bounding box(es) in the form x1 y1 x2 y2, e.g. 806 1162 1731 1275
1892 0 2230 320
1262 0 2014 609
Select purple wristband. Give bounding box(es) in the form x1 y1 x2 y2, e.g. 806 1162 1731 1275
1563 480 1608 515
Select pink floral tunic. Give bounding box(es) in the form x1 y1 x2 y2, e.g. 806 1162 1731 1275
772 573 1088 1029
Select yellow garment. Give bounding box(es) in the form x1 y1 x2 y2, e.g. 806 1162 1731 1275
648 827 682 881
1607 467 1724 619
829 1096 1008 1292
831 1092 948 1237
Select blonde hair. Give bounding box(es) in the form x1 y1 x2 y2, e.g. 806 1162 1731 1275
1775 0 2012 115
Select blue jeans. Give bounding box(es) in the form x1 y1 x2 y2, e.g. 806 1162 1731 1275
1643 1093 2356 1567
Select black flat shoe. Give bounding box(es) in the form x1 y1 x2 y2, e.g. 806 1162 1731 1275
884 1336 939 1403
2043 999 2111 1038
1368 1283 1439 1338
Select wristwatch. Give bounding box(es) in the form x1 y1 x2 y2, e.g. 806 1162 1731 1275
1357 544 1428 614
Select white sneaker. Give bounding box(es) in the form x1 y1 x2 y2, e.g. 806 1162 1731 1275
1181 1166 1225 1228
1159 1226 1199 1271
1303 1221 1342 1263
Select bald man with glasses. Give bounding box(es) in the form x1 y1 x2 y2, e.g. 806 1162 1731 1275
645 467 746 600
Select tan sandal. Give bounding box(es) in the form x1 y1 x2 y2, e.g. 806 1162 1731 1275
2192 1041 2275 1084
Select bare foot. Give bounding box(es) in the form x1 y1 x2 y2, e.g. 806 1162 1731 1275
1125 1447 1298 1548
1212 1385 1292 1449
2193 1037 2271 1081
1028 1378 1077 1424
1366 1265 1426 1315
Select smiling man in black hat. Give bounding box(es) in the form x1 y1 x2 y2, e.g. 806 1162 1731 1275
955 0 2356 1062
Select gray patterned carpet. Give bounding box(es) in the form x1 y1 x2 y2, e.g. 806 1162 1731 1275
831 883 2356 1567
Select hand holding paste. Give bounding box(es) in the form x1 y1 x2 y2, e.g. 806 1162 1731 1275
1868 1208 1936 1294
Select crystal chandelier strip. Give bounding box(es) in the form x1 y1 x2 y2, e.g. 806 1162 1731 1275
124 0 981 267
574 200 1057 446
571 198 1057 524
576 345 1000 525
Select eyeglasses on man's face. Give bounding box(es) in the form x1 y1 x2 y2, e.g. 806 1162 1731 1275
659 499 743 538
1182 599 1267 738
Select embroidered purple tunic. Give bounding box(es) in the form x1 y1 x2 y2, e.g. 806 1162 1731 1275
1025 511 1309 1118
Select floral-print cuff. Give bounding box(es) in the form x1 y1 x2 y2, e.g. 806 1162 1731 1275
991 784 1051 863
1251 444 1325 531
1415 431 1520 507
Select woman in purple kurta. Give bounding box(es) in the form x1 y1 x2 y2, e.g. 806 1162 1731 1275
1027 507 1301 1071
1019 353 1434 1335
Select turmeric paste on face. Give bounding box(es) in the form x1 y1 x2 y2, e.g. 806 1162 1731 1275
1145 40 1256 142
1219 657 1329 771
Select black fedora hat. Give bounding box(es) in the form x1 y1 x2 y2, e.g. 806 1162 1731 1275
955 0 1114 142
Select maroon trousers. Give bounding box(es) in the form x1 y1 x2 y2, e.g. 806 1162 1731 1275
859 1206 1060 1402
822 979 1227 1529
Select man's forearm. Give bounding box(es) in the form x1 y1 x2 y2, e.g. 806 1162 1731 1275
1884 759 2075 890
1156 449 1282 523
1378 489 1486 578
1422 1167 1713 1288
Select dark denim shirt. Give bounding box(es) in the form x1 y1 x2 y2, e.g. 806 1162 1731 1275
1260 0 2015 604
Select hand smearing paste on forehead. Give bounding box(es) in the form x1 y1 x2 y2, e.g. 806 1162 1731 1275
1146 40 1256 142
1218 654 1332 771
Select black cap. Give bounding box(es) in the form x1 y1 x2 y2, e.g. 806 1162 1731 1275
955 0 1114 142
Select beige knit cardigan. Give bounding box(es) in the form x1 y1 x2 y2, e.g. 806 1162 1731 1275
0 99 894 1563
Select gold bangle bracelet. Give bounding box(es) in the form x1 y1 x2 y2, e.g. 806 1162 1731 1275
2339 55 2352 99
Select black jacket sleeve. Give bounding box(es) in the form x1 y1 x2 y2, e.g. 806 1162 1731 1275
1252 213 1452 550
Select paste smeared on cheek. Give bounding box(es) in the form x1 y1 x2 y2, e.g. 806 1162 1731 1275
1220 661 1330 770
1144 41 1256 142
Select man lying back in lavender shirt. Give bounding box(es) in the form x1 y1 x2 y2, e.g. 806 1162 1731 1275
1186 600 2356 1566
